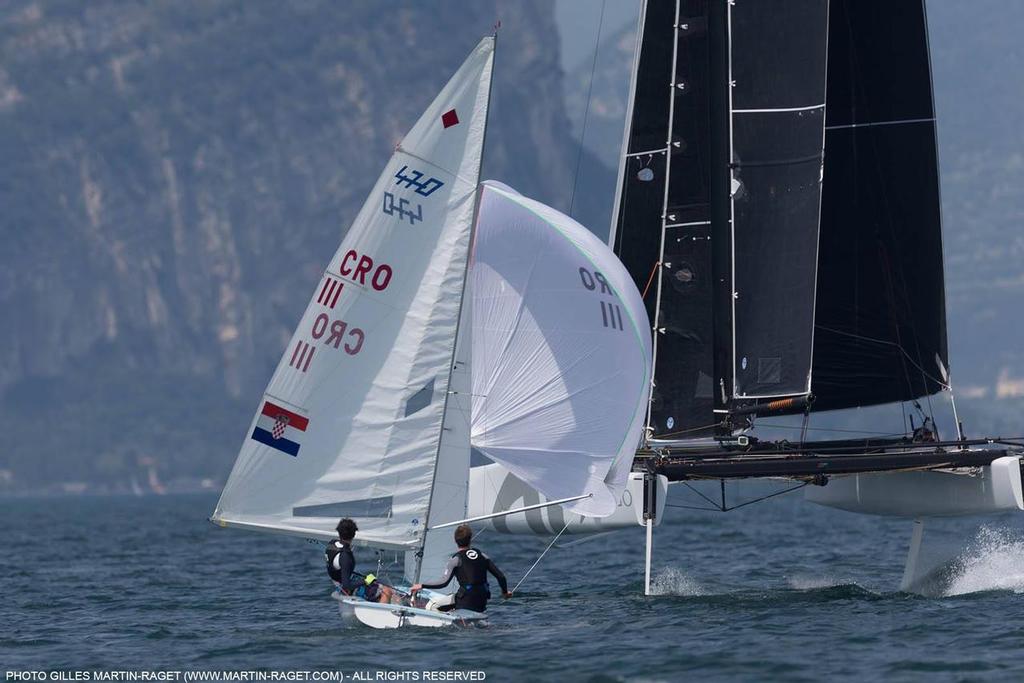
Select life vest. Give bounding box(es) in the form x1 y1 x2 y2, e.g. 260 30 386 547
325 540 353 586
454 547 491 597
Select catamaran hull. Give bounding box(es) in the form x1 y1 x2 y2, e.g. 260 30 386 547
805 455 1024 517
333 594 487 629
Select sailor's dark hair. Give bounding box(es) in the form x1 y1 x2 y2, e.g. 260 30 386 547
336 518 358 541
454 524 473 548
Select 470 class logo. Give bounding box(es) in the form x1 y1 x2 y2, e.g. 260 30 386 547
382 165 445 225
393 165 445 196
382 192 422 225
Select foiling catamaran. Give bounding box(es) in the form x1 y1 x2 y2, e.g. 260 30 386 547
599 0 1024 594
458 0 1024 597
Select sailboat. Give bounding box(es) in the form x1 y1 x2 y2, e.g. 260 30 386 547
211 36 654 628
607 0 1023 593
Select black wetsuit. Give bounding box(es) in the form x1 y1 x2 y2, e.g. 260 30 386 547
419 547 508 613
325 539 361 594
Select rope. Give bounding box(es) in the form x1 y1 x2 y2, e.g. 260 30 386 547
512 519 572 594
641 260 661 299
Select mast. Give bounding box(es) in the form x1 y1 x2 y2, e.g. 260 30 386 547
645 0 683 434
412 35 497 586
612 0 719 441
707 0 733 426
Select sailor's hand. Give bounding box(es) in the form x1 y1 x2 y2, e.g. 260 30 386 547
410 583 423 593
502 592 513 599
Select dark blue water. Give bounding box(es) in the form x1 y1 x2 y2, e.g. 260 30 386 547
3 490 1023 681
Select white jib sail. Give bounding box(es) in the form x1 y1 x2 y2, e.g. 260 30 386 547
471 182 653 517
212 38 495 553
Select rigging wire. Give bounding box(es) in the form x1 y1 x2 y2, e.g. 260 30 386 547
668 480 810 513
568 0 607 218
512 518 572 594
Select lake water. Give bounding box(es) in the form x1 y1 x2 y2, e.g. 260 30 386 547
3 489 1023 681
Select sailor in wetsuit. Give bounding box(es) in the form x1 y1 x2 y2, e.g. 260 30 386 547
325 517 397 603
410 524 511 613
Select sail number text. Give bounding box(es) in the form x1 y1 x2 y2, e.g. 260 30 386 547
579 266 625 332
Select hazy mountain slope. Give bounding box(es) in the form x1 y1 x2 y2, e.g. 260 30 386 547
0 0 580 490
928 1 1024 390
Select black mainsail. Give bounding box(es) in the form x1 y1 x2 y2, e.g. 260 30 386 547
611 0 830 438
804 0 949 414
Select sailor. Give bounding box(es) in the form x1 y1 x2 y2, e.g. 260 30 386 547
325 517 397 603
410 524 511 613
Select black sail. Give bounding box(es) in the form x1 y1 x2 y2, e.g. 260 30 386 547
805 0 949 413
611 0 717 437
729 0 829 400
611 0 829 436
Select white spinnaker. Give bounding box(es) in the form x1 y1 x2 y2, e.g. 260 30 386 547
213 38 495 551
471 182 653 517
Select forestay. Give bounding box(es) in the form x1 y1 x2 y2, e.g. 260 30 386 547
212 37 495 551
471 182 653 517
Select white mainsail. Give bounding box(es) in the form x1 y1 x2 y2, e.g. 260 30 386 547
212 38 495 554
470 182 653 517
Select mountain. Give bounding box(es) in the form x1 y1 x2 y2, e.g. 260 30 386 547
0 0 582 491
928 0 1024 396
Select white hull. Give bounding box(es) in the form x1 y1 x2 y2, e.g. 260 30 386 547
333 594 487 629
805 454 1024 517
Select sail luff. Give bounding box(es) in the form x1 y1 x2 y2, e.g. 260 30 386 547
412 56 494 585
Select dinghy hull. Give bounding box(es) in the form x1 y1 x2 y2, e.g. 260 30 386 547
334 594 487 629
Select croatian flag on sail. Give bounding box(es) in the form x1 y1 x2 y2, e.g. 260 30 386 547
251 400 309 457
